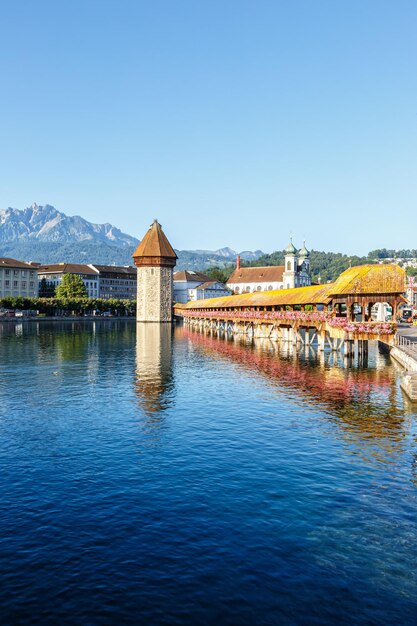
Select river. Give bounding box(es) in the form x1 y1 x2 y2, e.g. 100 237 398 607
0 321 416 625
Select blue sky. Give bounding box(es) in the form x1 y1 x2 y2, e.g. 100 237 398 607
0 1 416 254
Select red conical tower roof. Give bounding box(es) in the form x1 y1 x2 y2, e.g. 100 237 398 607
133 220 177 267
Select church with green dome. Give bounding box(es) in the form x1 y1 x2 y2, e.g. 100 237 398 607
227 239 311 295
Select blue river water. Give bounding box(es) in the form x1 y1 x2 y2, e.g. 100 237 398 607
0 321 417 625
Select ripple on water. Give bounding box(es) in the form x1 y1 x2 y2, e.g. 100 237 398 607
0 321 416 625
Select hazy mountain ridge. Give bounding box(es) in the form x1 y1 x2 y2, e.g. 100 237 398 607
0 204 264 269
0 241 262 271
0 203 139 248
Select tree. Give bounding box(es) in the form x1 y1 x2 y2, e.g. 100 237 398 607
39 277 56 298
205 265 234 284
55 274 88 299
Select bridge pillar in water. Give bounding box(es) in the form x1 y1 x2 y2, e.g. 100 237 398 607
132 220 177 323
318 332 325 351
344 339 354 358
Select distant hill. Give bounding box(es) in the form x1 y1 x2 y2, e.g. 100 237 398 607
0 203 264 270
246 249 373 283
0 240 264 270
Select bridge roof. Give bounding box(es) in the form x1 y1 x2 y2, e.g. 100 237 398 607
180 283 334 309
328 264 405 295
178 264 405 310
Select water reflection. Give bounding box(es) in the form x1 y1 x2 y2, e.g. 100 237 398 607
182 327 415 464
134 323 175 416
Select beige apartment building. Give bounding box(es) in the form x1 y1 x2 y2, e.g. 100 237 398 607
0 258 38 298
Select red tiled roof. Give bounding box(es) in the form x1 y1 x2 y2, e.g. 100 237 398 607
0 257 36 269
227 266 284 284
37 263 99 275
174 271 212 282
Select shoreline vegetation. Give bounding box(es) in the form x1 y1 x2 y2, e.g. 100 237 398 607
0 296 136 318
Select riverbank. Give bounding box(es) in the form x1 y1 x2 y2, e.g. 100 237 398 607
0 315 136 323
380 337 417 401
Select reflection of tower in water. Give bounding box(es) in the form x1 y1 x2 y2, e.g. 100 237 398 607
134 323 174 416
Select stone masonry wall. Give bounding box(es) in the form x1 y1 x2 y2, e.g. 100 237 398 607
136 266 173 322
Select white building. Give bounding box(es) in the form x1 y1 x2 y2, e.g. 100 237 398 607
174 271 231 303
173 271 212 304
227 241 311 294
91 265 137 300
406 276 417 308
37 263 99 298
188 281 232 301
0 258 38 298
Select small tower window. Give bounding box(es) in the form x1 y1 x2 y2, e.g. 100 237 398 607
287 261 291 271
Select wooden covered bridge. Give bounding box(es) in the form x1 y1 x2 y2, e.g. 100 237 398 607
174 265 406 356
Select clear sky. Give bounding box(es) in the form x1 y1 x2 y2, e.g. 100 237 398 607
0 0 416 255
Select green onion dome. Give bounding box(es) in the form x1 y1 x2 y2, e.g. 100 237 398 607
285 239 297 254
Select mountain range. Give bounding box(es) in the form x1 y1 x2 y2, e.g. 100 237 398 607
0 204 263 270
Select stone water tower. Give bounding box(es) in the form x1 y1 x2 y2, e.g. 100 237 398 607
132 220 177 322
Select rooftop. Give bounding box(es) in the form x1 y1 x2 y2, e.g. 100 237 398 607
174 270 212 283
132 220 177 260
91 264 137 275
227 265 284 284
37 263 99 275
0 257 37 269
180 264 406 310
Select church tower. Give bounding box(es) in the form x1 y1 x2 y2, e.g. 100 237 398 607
283 238 297 289
133 220 177 323
298 242 311 287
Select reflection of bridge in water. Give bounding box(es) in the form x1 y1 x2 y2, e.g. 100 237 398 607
176 265 406 357
181 327 410 460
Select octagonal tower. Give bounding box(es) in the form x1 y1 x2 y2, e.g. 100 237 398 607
133 220 177 322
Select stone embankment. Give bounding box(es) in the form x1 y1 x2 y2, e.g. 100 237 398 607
381 332 417 401
0 315 135 323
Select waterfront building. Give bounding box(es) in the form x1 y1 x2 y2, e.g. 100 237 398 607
37 263 99 298
227 240 311 294
133 220 177 322
187 280 232 301
0 258 38 298
173 270 215 303
91 265 137 300
406 276 417 308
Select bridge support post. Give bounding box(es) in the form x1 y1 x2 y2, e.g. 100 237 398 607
344 339 354 358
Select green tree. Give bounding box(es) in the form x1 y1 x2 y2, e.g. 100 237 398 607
39 277 56 298
55 274 88 299
205 265 234 284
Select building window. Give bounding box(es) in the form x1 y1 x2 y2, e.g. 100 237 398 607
5 280 10 287
5 270 10 275
14 270 19 276
14 281 18 287
287 261 291 271
22 281 26 288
